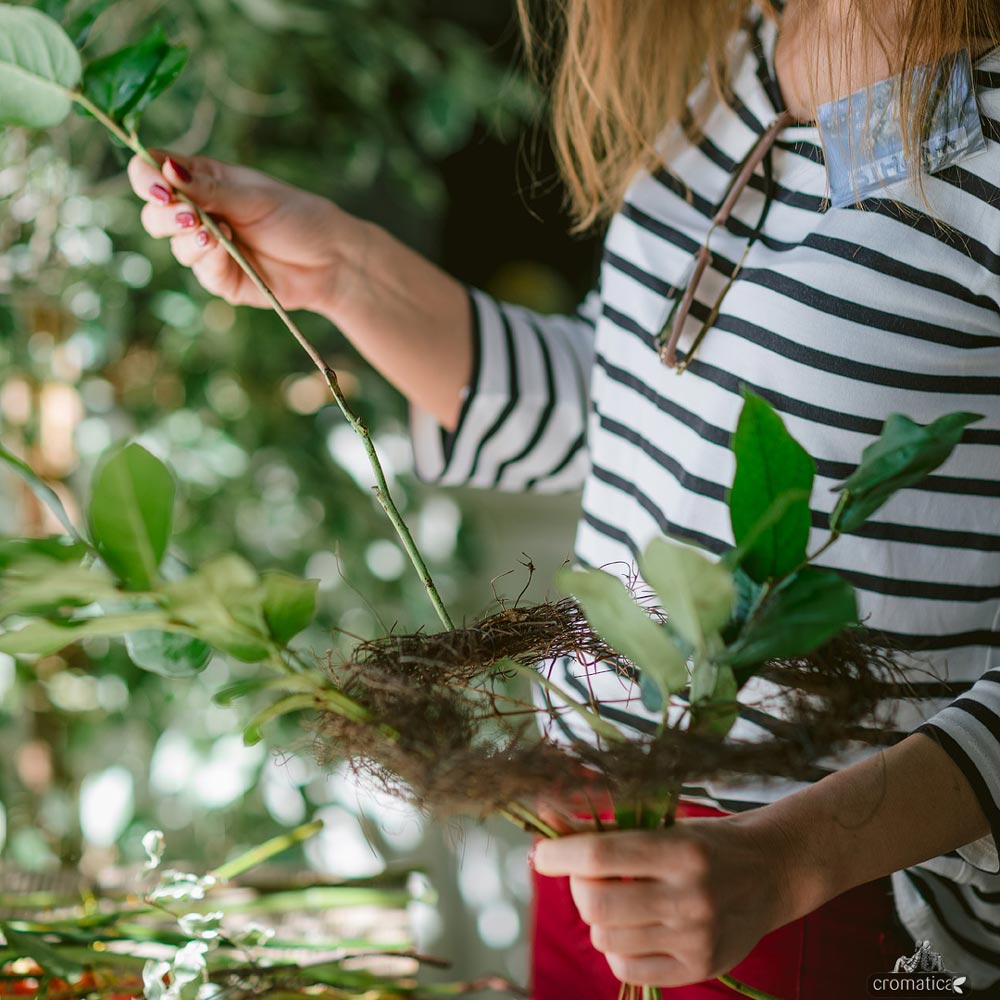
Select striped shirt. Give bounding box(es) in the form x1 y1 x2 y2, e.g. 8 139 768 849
411 10 1000 986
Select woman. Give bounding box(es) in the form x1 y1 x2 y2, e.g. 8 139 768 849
128 0 1000 996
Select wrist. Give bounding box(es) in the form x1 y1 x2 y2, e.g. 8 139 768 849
313 209 380 327
730 802 843 929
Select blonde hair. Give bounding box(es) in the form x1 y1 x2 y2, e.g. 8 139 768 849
517 0 1000 229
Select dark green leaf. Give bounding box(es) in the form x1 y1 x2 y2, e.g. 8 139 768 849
638 669 663 713
87 442 174 590
722 568 857 667
123 44 187 128
729 391 815 583
66 0 116 48
0 924 83 979
261 571 318 645
0 5 81 127
832 412 983 534
124 630 212 677
0 442 83 541
80 25 174 122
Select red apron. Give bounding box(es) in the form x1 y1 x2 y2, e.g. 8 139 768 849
530 801 913 1000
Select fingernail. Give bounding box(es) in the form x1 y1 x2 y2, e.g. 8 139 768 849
196 229 210 248
528 843 538 869
150 183 172 204
166 157 192 183
176 211 197 229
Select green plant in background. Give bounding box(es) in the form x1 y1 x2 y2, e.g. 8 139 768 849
0 820 520 998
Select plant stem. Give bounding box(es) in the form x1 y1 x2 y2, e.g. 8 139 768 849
211 819 324 881
504 801 561 839
717 975 783 1000
70 90 454 633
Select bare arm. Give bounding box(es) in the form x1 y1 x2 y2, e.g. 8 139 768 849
533 733 990 987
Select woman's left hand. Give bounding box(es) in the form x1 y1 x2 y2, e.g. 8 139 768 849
531 815 809 988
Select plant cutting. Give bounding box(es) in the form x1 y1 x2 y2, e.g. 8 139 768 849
0 4 985 1000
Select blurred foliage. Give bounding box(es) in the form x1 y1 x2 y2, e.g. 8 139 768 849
0 0 542 981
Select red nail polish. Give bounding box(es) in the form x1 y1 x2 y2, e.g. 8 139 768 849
150 183 172 204
196 230 210 248
176 211 197 229
166 157 192 183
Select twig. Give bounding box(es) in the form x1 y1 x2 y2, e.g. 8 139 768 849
69 89 454 633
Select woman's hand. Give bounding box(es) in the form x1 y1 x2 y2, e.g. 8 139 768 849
126 150 472 428
531 816 807 988
127 152 367 317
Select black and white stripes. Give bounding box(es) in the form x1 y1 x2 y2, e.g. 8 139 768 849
412 10 1000 987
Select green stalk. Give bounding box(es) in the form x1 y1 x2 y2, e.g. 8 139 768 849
717 975 783 1000
211 819 323 881
69 90 454 633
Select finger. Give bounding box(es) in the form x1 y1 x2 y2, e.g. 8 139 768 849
191 243 243 302
569 876 676 927
533 831 706 881
604 953 693 989
170 228 217 268
537 802 591 836
140 202 201 239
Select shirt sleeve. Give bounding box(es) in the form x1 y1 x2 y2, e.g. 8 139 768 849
410 286 599 494
916 666 1000 873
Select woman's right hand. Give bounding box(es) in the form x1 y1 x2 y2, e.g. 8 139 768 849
127 151 367 317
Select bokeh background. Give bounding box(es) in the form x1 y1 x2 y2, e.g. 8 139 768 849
0 0 601 988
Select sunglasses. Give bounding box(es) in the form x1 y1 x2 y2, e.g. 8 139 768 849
658 109 794 371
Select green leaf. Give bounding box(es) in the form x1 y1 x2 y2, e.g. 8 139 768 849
832 412 983 534
0 442 83 541
0 924 83 979
638 669 663 712
261 571 318 645
81 25 164 119
557 566 687 706
0 5 81 128
124 630 212 677
123 44 186 129
66 0 116 48
0 556 119 618
0 610 168 655
163 555 271 662
87 442 175 591
689 662 739 739
639 537 736 649
722 568 857 668
729 391 815 583
0 537 88 570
